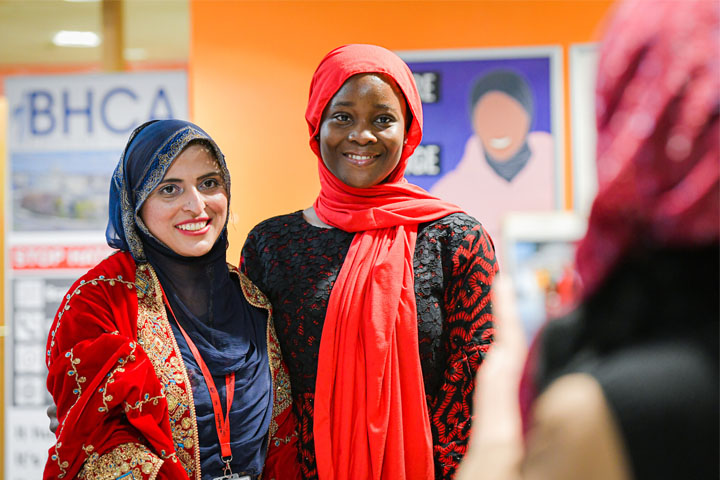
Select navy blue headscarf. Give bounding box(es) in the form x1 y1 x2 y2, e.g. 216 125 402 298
106 119 272 478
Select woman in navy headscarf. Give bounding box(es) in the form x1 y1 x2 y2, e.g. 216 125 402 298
44 120 300 480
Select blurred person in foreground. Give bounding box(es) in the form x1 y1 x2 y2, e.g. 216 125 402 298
457 0 719 479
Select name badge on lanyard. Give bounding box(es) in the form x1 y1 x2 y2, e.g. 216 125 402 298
212 474 251 480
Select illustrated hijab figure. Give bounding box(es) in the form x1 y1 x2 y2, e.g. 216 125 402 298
470 70 534 181
46 119 273 479
306 44 463 480
429 68 554 249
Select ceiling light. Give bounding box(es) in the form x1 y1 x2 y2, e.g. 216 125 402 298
52 30 101 48
124 48 148 61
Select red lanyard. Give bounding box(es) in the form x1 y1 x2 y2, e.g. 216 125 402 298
159 285 235 472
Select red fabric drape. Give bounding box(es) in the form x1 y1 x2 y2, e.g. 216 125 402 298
307 44 462 480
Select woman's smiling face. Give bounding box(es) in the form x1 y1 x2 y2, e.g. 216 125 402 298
319 73 408 189
139 143 228 257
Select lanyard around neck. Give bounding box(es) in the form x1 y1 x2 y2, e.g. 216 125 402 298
159 284 235 468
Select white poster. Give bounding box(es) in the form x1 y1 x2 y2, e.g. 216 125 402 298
4 70 188 480
569 43 599 216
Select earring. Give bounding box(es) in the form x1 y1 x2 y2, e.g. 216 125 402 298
403 139 408 145
315 135 320 141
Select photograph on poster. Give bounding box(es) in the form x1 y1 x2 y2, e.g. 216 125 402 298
5 71 188 232
400 47 563 250
502 211 587 341
11 150 117 231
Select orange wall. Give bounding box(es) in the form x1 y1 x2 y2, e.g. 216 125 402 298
190 0 616 262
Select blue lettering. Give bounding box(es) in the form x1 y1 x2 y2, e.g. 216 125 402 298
148 87 174 119
101 87 138 134
29 91 55 135
11 103 26 142
63 89 93 134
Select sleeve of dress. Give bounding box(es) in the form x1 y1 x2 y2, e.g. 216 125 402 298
236 249 301 479
240 228 265 289
44 260 189 480
264 316 302 480
431 223 498 479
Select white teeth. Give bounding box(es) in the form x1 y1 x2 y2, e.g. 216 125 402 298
347 153 375 161
489 136 512 149
177 221 208 231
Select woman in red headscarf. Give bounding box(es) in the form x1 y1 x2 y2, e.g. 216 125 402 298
457 0 719 479
241 44 498 480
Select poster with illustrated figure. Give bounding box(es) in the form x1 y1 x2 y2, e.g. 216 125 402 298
399 47 564 257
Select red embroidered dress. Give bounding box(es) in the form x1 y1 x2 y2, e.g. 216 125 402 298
45 251 298 480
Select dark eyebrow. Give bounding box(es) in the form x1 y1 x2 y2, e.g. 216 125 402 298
197 171 222 181
158 170 221 185
330 101 395 111
158 177 182 184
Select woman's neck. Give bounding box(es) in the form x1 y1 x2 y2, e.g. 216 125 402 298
303 206 334 229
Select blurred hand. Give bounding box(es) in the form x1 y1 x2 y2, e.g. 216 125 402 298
456 275 528 480
47 403 59 434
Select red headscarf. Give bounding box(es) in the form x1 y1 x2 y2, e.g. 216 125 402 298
575 0 720 296
307 44 462 480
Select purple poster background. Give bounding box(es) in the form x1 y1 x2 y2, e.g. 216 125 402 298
403 54 554 192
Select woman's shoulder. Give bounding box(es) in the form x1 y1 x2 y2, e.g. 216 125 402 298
420 212 481 232
75 250 137 285
56 250 139 320
47 251 139 366
416 213 497 276
419 212 493 249
59 250 138 312
227 263 272 312
247 210 305 236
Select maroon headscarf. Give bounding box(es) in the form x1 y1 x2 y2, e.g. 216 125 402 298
575 0 720 296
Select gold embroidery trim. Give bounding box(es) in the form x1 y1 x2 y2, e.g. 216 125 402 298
78 442 163 480
135 263 201 479
231 267 292 440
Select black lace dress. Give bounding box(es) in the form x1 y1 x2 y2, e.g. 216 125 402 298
241 211 497 480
